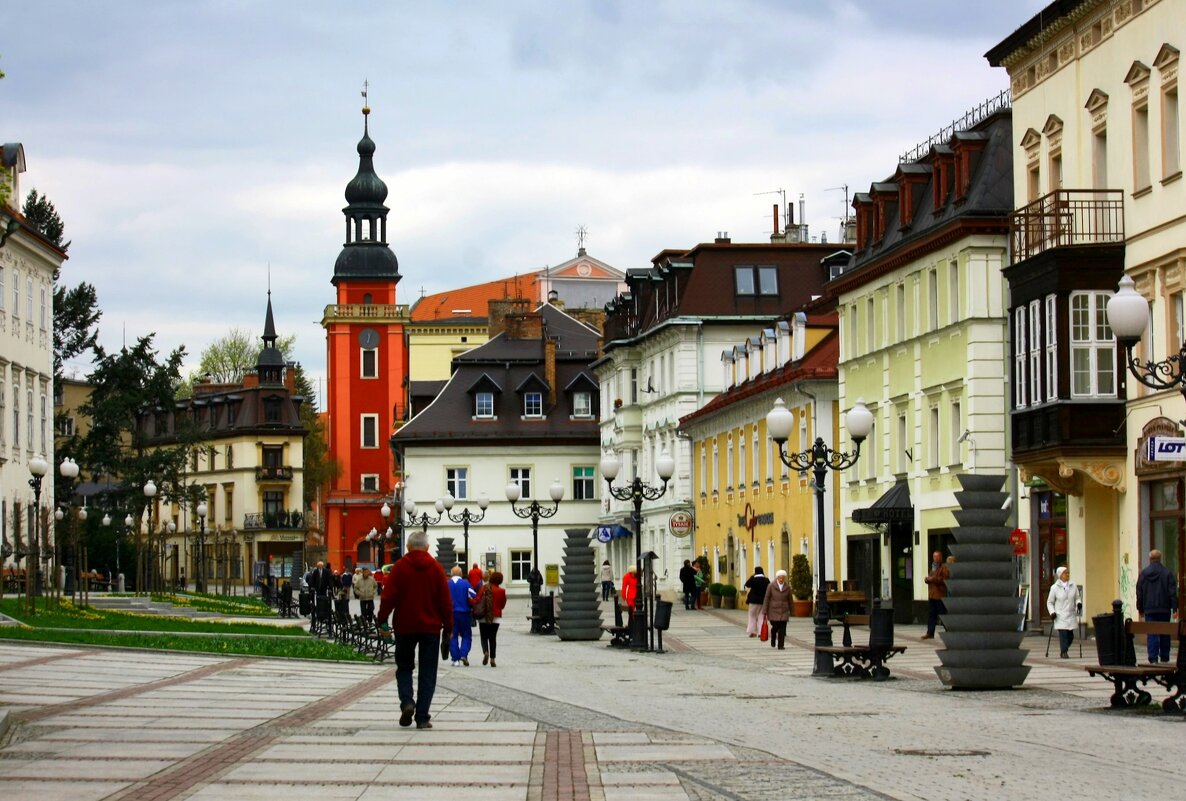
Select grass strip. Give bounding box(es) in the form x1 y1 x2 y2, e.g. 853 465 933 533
0 626 373 661
0 598 304 636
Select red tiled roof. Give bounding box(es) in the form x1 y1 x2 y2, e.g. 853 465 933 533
410 274 540 322
679 327 839 428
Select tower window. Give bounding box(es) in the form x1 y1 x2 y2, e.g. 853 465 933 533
361 414 379 448
361 348 377 379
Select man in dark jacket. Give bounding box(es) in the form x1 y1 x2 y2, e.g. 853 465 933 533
377 531 452 729
679 560 698 610
1136 549 1179 663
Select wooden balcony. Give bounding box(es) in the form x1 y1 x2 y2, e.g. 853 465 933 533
1011 401 1125 458
1010 190 1124 264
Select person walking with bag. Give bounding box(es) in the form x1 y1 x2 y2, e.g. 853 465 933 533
922 551 949 640
376 530 452 730
473 571 508 666
601 559 615 602
762 569 792 650
744 567 770 638
1046 566 1081 658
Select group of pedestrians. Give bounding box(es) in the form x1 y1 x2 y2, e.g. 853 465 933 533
678 559 707 610
373 534 507 730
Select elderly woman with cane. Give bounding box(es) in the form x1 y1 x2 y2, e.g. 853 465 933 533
1046 566 1082 658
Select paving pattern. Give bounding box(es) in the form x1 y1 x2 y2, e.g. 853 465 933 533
0 598 1181 801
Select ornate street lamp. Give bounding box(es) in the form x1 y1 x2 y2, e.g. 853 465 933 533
195 501 208 593
444 492 489 567
1107 274 1184 396
505 479 564 574
142 479 157 595
26 455 49 613
403 497 445 534
600 450 675 651
766 397 873 676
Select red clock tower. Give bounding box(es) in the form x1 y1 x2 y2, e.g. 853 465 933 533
321 101 409 571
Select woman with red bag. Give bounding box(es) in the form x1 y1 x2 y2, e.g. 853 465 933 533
744 567 771 638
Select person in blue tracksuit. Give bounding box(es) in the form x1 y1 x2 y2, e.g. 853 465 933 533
447 565 476 666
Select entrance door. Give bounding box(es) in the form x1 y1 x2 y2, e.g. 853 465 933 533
1149 479 1186 609
846 534 881 609
889 522 914 624
1035 491 1067 622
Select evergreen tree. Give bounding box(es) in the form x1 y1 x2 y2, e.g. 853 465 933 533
23 189 70 252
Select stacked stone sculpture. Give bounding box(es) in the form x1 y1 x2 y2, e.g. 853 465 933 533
435 537 458 574
935 473 1031 689
556 527 604 641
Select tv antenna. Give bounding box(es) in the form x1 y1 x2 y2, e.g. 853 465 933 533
754 188 788 232
825 184 851 240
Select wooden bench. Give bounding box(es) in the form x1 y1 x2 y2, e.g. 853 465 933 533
815 606 905 681
1083 617 1184 712
601 601 631 647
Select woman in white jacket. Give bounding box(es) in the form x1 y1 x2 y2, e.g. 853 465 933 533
1047 566 1082 658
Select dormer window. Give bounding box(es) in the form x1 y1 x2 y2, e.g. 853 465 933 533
475 392 495 418
524 391 543 418
573 391 592 419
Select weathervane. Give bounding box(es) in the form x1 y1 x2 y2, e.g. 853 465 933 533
361 79 370 115
575 224 588 252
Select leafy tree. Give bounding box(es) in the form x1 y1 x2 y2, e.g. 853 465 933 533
74 337 206 591
183 327 297 389
23 189 69 253
54 281 100 383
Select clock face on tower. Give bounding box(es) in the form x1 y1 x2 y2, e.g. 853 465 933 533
358 328 379 349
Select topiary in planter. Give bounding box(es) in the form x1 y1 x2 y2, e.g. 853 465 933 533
790 553 812 600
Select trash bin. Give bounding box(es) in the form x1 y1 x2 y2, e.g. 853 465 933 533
1093 601 1136 666
653 600 673 631
868 602 895 651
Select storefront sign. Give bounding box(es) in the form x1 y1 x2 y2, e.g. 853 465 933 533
668 511 694 538
1146 436 1186 462
1009 528 1028 556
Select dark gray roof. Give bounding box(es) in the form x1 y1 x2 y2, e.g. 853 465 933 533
394 304 600 445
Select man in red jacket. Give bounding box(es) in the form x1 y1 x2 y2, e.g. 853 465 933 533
377 530 452 729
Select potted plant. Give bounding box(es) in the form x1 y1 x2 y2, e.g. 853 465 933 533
790 554 813 617
719 583 738 609
708 582 723 608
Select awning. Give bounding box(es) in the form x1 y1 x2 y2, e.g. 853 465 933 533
595 525 633 543
852 480 913 525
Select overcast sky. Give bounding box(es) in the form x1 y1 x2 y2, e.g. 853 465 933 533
3 0 1044 403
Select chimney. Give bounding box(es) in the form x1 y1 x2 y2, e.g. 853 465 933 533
544 338 557 409
799 193 808 242
772 204 780 236
714 231 731 244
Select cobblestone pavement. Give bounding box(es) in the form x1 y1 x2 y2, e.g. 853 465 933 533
0 598 1181 801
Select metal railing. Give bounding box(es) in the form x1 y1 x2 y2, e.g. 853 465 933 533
1010 189 1125 264
243 511 304 530
255 465 294 482
899 89 1011 164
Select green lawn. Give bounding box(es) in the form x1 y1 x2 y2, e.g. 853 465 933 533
0 598 302 635
0 626 373 660
0 597 373 662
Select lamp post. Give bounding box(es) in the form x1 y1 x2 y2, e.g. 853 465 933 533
58 457 80 603
166 521 177 592
27 454 49 614
122 513 133 585
1107 274 1186 397
403 497 445 534
600 450 675 651
505 480 564 575
767 397 873 677
444 492 489 567
142 480 157 595
195 501 208 593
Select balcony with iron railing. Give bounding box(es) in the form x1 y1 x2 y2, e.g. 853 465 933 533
243 510 305 530
1010 189 1125 264
256 465 294 482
